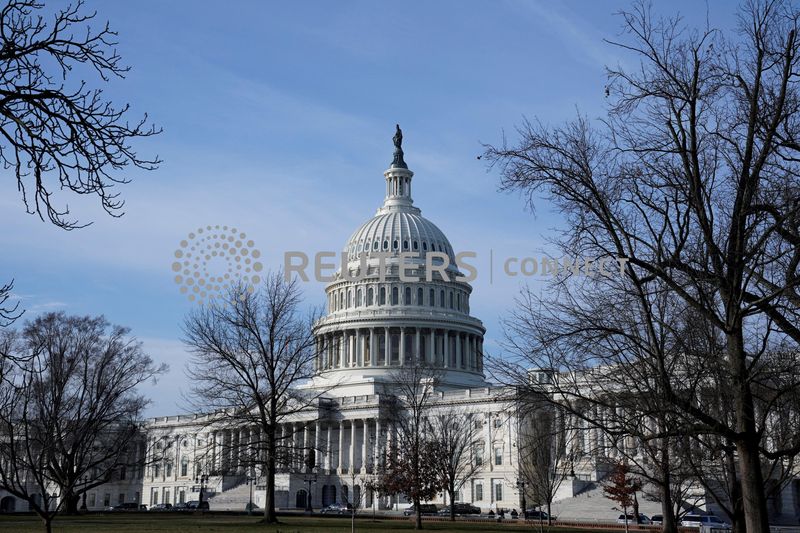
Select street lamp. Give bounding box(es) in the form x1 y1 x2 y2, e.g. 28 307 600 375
195 473 209 511
302 473 317 513
247 475 256 515
516 479 526 516
80 476 89 511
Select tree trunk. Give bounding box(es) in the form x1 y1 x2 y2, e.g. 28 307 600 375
728 331 770 533
414 496 422 530
633 491 640 524
725 446 746 533
737 435 769 533
623 504 629 533
43 516 53 533
449 488 456 521
263 436 278 524
659 442 677 533
64 492 79 514
659 483 677 533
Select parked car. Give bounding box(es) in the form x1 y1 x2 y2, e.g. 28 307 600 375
149 503 173 511
617 514 652 524
172 502 190 511
108 502 139 511
524 509 555 520
321 502 353 515
186 500 209 510
455 503 481 515
680 514 732 529
651 515 663 525
138 505 148 511
403 504 438 516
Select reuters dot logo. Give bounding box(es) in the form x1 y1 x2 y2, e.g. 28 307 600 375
171 225 263 305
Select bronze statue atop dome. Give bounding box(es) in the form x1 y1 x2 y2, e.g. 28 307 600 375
391 124 408 169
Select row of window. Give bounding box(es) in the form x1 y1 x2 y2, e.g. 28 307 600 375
330 285 468 313
348 237 450 257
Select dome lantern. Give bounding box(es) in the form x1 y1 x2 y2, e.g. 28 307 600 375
383 124 414 210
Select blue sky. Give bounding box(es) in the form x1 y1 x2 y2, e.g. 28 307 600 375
0 1 738 416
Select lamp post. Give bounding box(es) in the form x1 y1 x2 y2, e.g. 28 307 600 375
516 479 526 517
80 476 89 511
247 475 256 515
195 473 209 511
302 473 317 513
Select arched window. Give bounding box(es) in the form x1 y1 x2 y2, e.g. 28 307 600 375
413 240 418 250
457 293 461 311
403 240 409 250
429 289 435 307
367 287 374 306
383 240 389 250
347 290 352 308
180 457 189 477
339 291 344 309
440 290 445 307
373 241 378 251
449 291 454 309
356 289 363 307
423 242 428 251
393 240 398 250
392 287 398 305
405 287 411 305
380 287 386 305
417 287 423 306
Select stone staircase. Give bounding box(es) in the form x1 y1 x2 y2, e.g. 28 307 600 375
550 484 663 522
208 480 253 511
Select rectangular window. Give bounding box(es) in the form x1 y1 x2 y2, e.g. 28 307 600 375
103 493 110 507
118 493 124 505
494 417 502 428
89 493 96 507
166 463 172 477
153 464 160 477
475 445 484 466
119 466 126 480
494 447 503 466
475 484 483 501
165 490 171 504
494 484 503 501
181 461 188 477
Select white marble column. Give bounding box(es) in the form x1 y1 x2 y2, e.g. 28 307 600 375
384 327 390 366
415 328 421 365
338 421 344 471
361 419 368 472
399 328 405 366
444 330 450 368
369 328 376 366
315 422 322 469
456 333 462 368
426 330 434 364
349 421 356 472
326 424 333 471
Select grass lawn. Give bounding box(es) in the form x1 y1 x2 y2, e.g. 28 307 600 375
0 513 624 533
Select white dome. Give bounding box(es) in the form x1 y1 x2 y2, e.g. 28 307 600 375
344 210 456 265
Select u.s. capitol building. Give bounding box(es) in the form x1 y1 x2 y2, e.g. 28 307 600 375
81 131 526 513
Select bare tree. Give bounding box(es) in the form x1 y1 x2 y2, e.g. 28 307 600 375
517 400 570 526
379 363 443 530
0 0 160 230
0 312 164 533
0 280 22 327
182 273 321 524
429 409 482 521
484 2 800 531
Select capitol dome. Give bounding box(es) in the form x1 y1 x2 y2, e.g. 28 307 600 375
344 210 457 267
309 126 487 396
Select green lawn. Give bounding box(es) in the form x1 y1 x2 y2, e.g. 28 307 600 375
0 514 624 533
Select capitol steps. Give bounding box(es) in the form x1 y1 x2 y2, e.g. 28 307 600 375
208 481 253 511
550 485 663 522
